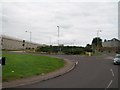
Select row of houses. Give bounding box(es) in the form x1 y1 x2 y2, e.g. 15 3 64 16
100 38 120 53
1 35 44 51
102 38 120 47
0 35 120 53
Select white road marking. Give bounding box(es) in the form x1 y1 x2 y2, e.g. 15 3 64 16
110 69 114 77
75 61 78 65
67 64 75 72
105 69 114 90
67 61 78 72
106 80 113 89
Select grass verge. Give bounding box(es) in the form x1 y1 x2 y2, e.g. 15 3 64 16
2 52 65 82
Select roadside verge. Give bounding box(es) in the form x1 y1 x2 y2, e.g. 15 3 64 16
3 59 76 88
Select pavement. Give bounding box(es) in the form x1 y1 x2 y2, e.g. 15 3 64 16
2 58 76 88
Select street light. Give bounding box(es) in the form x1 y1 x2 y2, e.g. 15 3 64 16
97 30 102 37
25 31 32 42
97 30 102 51
57 26 60 53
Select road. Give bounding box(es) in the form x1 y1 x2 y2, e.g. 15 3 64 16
17 55 119 88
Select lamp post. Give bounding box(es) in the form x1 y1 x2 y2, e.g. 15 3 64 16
57 26 61 53
96 30 102 51
57 26 59 46
97 30 102 38
57 26 60 53
25 31 32 42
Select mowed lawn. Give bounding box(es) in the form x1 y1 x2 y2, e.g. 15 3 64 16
2 52 65 82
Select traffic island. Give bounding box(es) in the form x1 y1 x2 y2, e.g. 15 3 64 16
3 59 76 88
2 52 76 88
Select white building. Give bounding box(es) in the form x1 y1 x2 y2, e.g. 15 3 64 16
102 38 120 47
101 38 120 53
1 35 43 51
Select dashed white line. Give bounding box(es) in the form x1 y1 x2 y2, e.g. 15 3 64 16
110 69 114 77
67 61 78 72
105 69 115 90
75 61 78 65
67 65 75 72
106 80 113 89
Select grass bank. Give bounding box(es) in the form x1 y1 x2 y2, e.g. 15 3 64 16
2 52 65 82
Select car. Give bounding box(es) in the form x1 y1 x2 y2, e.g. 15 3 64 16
113 54 120 65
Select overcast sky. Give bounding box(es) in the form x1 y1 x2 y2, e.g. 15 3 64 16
0 0 119 46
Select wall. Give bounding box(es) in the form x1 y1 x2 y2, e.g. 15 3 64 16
1 35 42 51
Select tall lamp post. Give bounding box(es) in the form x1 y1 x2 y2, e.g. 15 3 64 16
96 30 102 51
97 30 102 38
25 31 32 42
57 26 60 53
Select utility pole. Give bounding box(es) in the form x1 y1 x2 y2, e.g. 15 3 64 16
97 30 102 52
57 26 60 53
25 31 32 42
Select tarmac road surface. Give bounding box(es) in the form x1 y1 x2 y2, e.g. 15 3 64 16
16 55 119 89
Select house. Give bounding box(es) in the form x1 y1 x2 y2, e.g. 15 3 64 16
1 35 44 51
100 38 120 53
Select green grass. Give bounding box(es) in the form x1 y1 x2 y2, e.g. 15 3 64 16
2 52 65 82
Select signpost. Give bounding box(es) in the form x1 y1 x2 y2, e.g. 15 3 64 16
22 40 25 52
0 57 5 65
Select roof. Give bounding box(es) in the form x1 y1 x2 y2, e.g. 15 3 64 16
104 38 120 42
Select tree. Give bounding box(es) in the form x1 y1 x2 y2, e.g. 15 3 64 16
85 44 92 52
36 45 85 55
92 37 102 52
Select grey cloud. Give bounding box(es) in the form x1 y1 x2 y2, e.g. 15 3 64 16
2 2 118 46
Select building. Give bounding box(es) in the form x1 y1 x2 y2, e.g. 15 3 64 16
1 35 44 51
102 38 120 47
100 38 120 53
